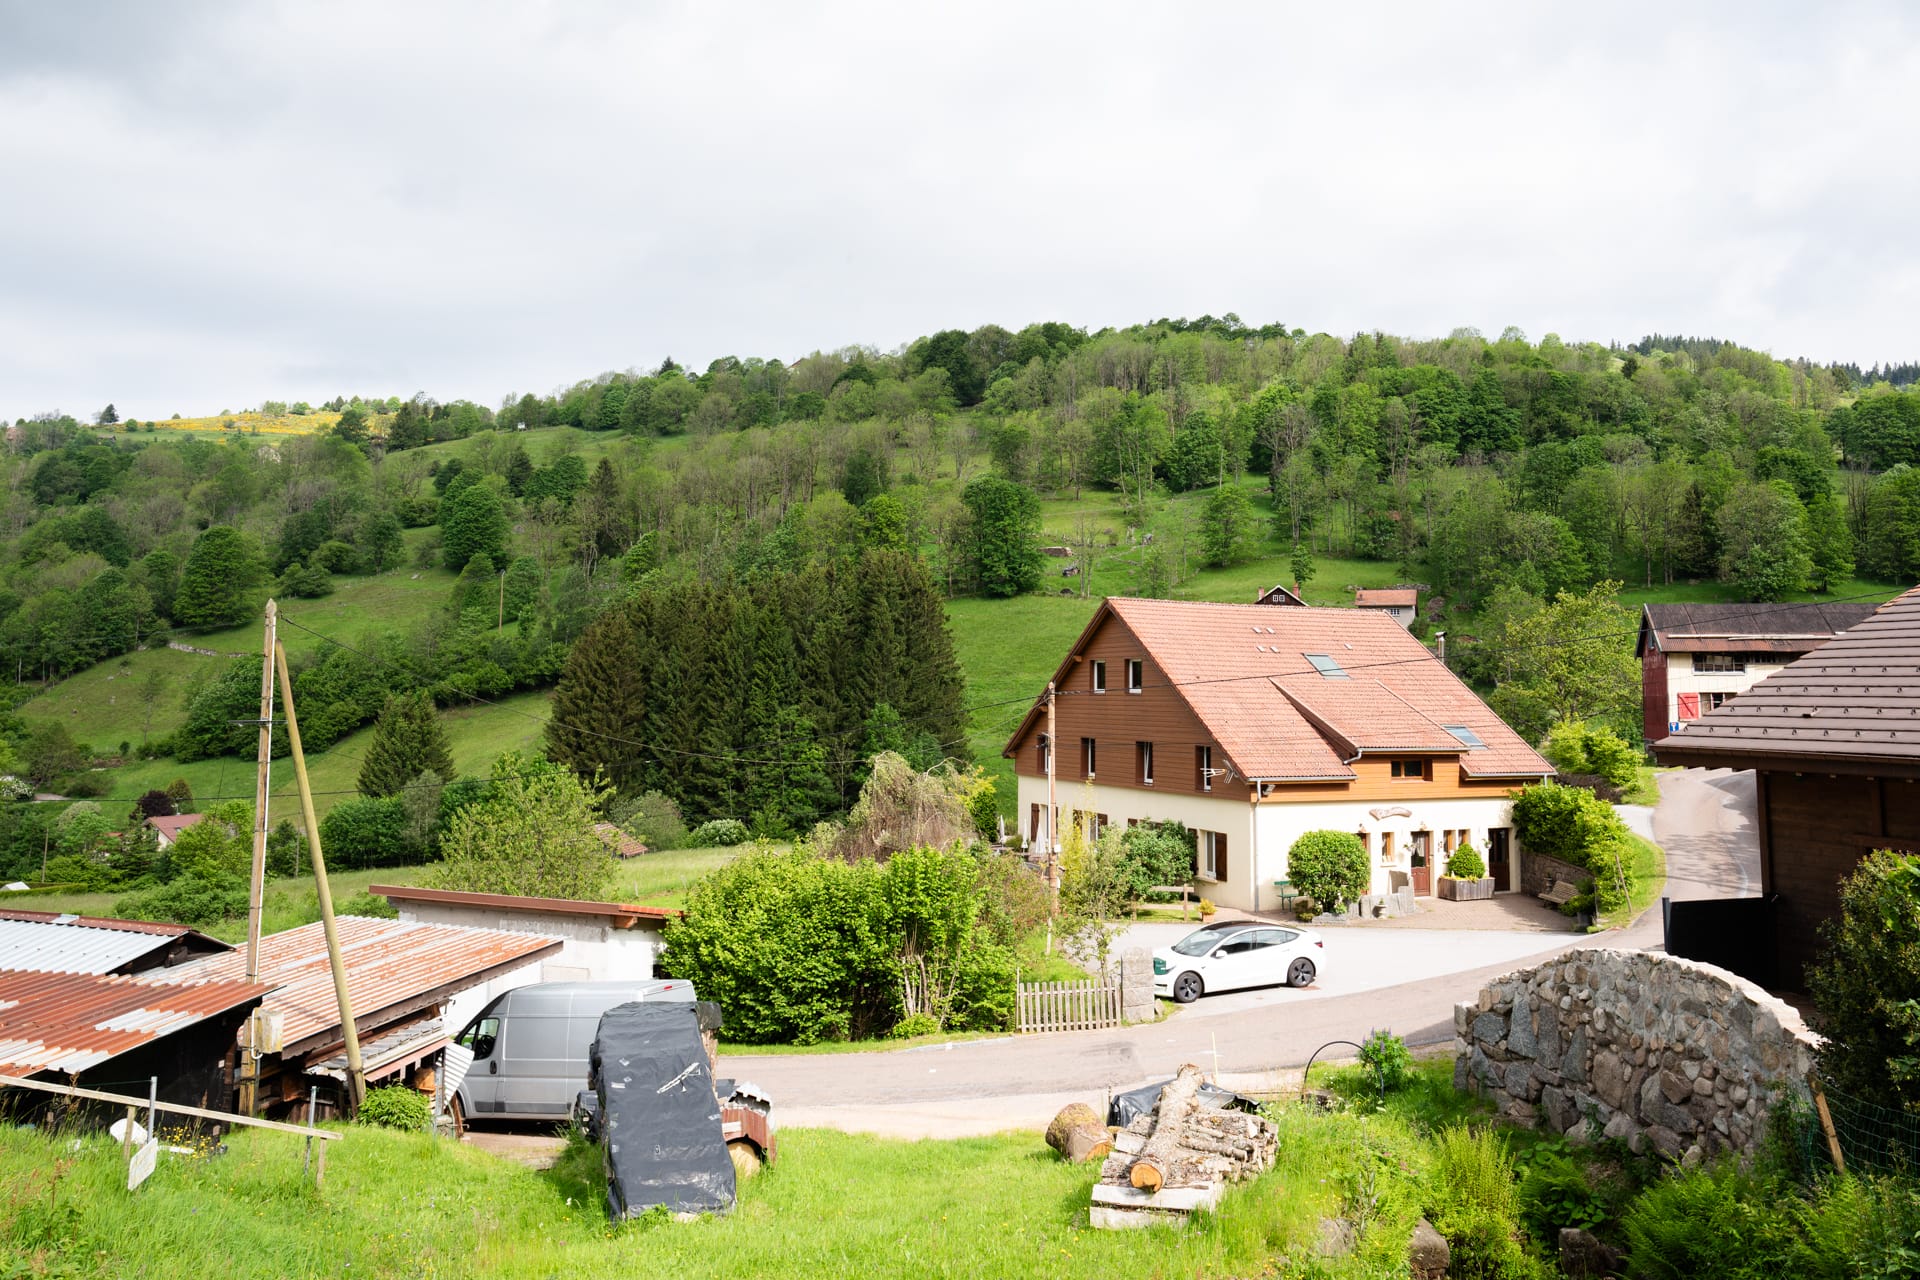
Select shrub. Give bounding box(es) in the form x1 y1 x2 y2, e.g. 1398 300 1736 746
1287 830 1370 911
974 850 1051 947
115 872 248 927
1806 850 1920 1111
1197 897 1216 916
320 796 415 869
1543 720 1640 788
337 890 398 919
889 1012 941 1040
358 1085 431 1131
1516 1151 1608 1242
612 790 688 850
1115 821 1194 900
1357 1028 1414 1095
1510 780 1626 863
1446 843 1487 879
663 845 1014 1044
687 818 751 848
1426 1125 1538 1280
1620 1165 1842 1279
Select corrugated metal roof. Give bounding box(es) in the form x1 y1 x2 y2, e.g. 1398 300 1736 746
372 883 680 925
159 916 559 1052
1638 601 1882 656
0 914 232 975
1656 586 1920 768
0 969 268 1075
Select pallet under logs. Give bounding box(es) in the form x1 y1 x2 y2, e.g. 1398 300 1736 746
1091 1065 1278 1229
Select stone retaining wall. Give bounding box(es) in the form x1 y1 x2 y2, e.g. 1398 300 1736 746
1454 948 1817 1161
1519 850 1589 898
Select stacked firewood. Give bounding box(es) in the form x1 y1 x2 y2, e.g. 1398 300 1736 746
1098 1065 1277 1194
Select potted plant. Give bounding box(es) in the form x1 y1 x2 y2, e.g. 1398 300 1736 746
1198 897 1217 921
1437 843 1495 902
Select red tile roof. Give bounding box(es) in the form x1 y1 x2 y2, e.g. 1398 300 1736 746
592 822 649 858
1655 586 1920 769
144 813 205 842
0 969 269 1076
1355 588 1418 608
159 917 559 1053
1006 598 1551 782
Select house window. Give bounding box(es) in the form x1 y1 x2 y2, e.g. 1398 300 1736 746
1199 830 1228 881
1390 759 1429 780
1126 659 1144 693
1380 831 1396 865
1090 660 1106 694
1197 745 1213 792
1136 741 1155 786
1703 692 1735 711
1082 737 1097 777
1695 654 1746 673
1037 734 1052 773
1305 653 1350 678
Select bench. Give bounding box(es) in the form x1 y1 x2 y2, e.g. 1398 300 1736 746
1272 879 1296 911
1537 878 1580 907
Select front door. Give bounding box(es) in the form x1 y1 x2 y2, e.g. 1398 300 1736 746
1487 827 1512 892
1410 831 1432 895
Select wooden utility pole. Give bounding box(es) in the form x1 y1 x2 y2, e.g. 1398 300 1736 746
1045 681 1058 904
245 600 277 983
274 640 366 1110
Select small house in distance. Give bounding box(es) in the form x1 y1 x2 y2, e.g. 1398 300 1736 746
144 812 205 850
1254 583 1307 607
1354 588 1418 628
1635 601 1881 744
1654 586 1920 987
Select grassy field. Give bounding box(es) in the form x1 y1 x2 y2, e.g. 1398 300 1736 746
1610 832 1669 931
0 1093 1442 1280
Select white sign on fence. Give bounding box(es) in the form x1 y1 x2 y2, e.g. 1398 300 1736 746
128 1138 158 1191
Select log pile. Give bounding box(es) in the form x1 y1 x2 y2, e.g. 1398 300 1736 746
1090 1065 1277 1229
1046 1102 1114 1164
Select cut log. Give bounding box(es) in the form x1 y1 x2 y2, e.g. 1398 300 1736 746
1046 1102 1110 1164
1128 1064 1204 1192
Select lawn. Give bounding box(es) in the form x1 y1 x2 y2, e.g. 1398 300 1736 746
0 1106 1414 1279
1610 832 1668 931
605 844 756 910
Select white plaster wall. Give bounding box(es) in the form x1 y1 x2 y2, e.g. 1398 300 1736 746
395 902 667 1031
1014 775 1256 909
1255 795 1521 901
1663 655 1794 733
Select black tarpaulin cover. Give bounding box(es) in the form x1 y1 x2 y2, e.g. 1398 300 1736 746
591 1001 736 1218
1106 1078 1262 1128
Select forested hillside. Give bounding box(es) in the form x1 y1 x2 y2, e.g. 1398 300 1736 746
1 318 1916 882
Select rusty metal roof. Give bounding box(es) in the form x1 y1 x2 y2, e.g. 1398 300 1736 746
1656 586 1920 770
0 969 268 1076
0 912 233 975
159 916 559 1053
371 883 681 926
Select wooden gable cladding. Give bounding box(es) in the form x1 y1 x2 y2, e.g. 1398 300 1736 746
1008 610 1224 798
1253 755 1522 803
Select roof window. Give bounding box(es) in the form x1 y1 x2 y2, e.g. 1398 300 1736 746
1443 725 1485 749
1305 653 1349 679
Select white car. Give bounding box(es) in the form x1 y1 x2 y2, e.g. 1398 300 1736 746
1152 921 1324 1003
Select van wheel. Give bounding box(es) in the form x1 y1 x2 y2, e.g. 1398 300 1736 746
439 1094 466 1139
728 1139 763 1180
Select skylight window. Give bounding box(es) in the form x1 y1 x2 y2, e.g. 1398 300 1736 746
1305 653 1349 679
1444 725 1486 749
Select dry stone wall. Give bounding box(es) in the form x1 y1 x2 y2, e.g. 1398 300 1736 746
1454 948 1817 1162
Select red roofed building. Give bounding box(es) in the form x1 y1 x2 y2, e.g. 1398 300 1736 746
1354 587 1419 628
1005 597 1552 912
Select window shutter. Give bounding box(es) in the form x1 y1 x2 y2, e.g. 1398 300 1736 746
1216 832 1228 881
1676 692 1700 720
1030 804 1040 842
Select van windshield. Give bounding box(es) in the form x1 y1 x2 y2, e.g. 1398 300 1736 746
1171 925 1241 957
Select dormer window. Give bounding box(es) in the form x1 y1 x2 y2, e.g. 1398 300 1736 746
1126 659 1143 693
1090 660 1106 694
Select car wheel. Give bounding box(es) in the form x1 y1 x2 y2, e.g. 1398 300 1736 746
1287 957 1316 988
1172 971 1204 1003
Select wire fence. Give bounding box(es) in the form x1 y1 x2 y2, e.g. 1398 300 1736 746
1786 1078 1920 1180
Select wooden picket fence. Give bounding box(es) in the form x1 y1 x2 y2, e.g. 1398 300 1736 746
1015 975 1123 1033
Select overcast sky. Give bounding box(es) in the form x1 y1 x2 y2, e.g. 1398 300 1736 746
2 2 1916 422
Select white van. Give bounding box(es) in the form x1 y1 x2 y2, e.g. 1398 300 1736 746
452 979 695 1124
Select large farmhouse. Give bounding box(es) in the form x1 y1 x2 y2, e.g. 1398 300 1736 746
1654 585 1920 987
1636 601 1879 745
1004 597 1552 913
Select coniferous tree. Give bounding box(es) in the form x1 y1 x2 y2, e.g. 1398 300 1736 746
546 597 652 795
174 526 265 629
357 691 455 798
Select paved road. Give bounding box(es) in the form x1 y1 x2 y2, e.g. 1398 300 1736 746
725 770 1762 1134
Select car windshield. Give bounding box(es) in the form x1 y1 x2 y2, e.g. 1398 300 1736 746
1171 924 1245 956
